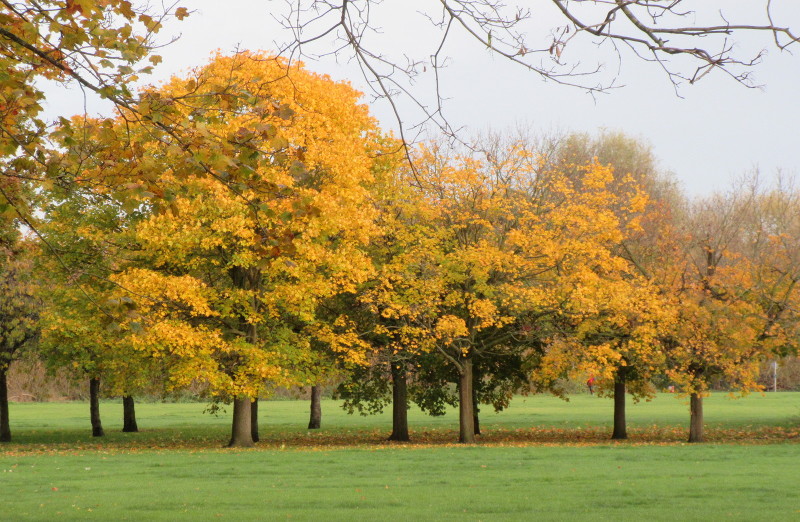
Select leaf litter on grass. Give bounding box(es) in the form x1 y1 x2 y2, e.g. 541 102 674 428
2 424 799 457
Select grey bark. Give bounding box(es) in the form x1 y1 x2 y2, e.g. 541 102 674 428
0 369 10 442
388 362 409 441
458 357 476 443
611 367 627 440
308 385 322 429
90 377 104 437
122 395 138 432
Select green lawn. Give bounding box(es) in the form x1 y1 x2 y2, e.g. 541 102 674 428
3 445 800 520
1 393 799 520
5 391 800 447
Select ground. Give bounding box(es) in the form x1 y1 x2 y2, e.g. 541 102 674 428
1 393 798 519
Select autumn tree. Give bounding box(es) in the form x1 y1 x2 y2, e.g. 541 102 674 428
36 178 156 437
39 290 112 437
346 236 481 443
541 274 675 440
0 116 39 442
337 178 443 441
737 178 800 360
535 130 682 439
92 51 382 447
0 236 38 443
360 139 640 443
1 171 39 444
0 2 190 224
298 302 371 432
345 240 530 440
1 2 188 433
660 179 799 443
545 131 682 209
469 131 675 441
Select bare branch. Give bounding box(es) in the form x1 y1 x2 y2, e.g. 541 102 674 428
275 0 799 142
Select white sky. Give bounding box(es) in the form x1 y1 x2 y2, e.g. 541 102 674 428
43 1 800 196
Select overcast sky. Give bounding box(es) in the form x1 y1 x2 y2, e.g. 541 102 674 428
44 1 800 196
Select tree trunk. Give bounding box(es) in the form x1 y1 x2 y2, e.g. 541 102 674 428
228 396 254 447
458 357 476 443
611 367 627 440
227 264 260 448
388 362 410 441
688 392 704 443
0 369 10 442
472 365 481 436
308 385 322 429
89 377 104 437
251 399 259 442
122 395 138 433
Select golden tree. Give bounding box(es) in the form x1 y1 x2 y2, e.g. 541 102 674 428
363 140 643 443
535 132 680 439
93 52 383 447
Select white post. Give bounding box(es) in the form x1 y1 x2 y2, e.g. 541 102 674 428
772 360 778 393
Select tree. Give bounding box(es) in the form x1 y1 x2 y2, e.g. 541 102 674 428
335 162 443 442
0 158 38 443
661 183 790 443
1 3 187 433
737 178 800 361
477 134 675 441
0 237 38 443
100 51 382 447
38 281 155 437
542 274 674 440
545 130 682 210
362 140 638 443
36 169 156 437
538 130 680 440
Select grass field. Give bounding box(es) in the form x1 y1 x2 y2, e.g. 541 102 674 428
2 393 799 520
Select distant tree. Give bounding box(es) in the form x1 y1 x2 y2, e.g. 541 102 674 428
660 180 798 443
737 178 800 361
36 167 155 438
0 238 38 443
538 130 681 440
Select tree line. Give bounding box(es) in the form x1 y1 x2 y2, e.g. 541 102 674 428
2 2 800 447
1 51 798 446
